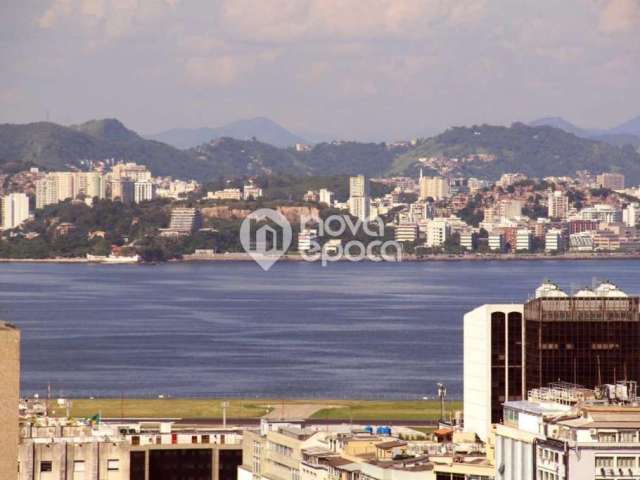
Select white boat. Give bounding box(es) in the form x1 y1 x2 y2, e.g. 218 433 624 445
86 254 140 264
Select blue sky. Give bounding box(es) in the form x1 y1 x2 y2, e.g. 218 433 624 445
1 0 639 140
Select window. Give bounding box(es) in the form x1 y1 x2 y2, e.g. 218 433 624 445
597 432 617 443
617 457 635 468
595 457 614 468
202 435 210 444
40 461 53 472
192 435 198 444
619 431 637 442
107 459 120 471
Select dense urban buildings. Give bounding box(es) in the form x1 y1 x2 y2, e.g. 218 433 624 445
1 322 20 480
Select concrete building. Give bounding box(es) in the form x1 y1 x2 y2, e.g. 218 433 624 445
497 200 522 221
298 229 318 252
463 304 524 441
209 188 243 201
75 172 106 200
419 176 449 201
35 175 58 209
544 228 563 252
112 162 151 182
349 175 370 221
515 229 531 252
319 189 334 206
18 419 242 480
110 179 135 203
162 208 203 236
1 193 30 230
426 219 450 248
488 233 505 252
596 172 625 190
579 204 622 224
1 322 20 480
395 223 418 244
460 231 474 251
133 181 155 203
547 191 569 220
243 184 263 200
623 203 640 227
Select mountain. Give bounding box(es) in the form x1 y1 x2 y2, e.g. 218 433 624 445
0 119 215 180
149 117 307 149
391 122 640 182
530 116 640 148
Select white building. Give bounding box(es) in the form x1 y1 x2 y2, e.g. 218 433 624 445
579 204 622 224
623 203 640 227
596 172 624 190
298 229 318 252
318 189 334 206
112 162 151 182
488 233 505 252
243 184 263 200
460 231 474 251
515 229 531 251
1 193 30 230
348 175 370 221
134 181 155 203
395 223 418 243
544 228 563 252
425 219 449 247
419 176 449 201
569 231 594 251
208 188 243 201
547 191 569 220
463 303 524 442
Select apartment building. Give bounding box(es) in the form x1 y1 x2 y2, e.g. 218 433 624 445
1 193 30 230
161 208 203 236
349 176 370 221
419 176 449 201
208 189 243 201
133 181 155 203
426 219 450 248
36 172 106 208
112 162 152 182
596 172 625 190
395 223 418 244
547 191 569 220
515 229 531 252
544 228 564 252
319 189 334 206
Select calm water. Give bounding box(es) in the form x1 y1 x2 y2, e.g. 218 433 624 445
2 260 640 399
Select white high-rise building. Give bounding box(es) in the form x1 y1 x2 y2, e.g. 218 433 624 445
75 172 105 200
348 175 370 221
35 175 58 209
515 229 532 251
464 304 524 442
547 191 569 220
545 228 563 252
425 218 449 247
623 203 640 227
1 193 30 230
134 181 155 203
319 188 334 206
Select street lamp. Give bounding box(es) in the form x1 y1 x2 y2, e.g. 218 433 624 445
437 383 447 422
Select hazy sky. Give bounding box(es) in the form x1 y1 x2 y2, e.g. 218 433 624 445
1 0 639 140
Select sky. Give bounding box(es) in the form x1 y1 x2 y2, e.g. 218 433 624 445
1 0 639 141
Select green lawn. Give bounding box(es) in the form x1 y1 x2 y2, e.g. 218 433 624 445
66 398 462 421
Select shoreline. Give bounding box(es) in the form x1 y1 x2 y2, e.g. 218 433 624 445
1 252 640 264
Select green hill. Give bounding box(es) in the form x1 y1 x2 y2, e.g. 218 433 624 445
391 123 640 182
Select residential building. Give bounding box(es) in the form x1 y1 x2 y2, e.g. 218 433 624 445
569 231 594 251
110 179 135 203
319 189 334 206
463 304 524 441
547 191 569 220
426 219 450 248
36 171 105 208
1 193 30 230
162 208 203 236
460 231 474 251
112 162 151 182
35 175 58 209
496 173 527 188
419 176 449 201
133 181 155 203
488 233 505 252
596 172 625 190
395 223 418 243
544 228 563 252
349 175 370 221
0 322 20 480
579 204 622 224
515 229 531 252
496 200 522 221
209 188 243 201
75 171 105 200
623 203 640 227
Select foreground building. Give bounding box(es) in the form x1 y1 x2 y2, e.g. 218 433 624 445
465 281 640 441
1 322 20 480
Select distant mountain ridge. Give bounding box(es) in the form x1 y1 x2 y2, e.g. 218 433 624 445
148 117 307 149
530 115 640 148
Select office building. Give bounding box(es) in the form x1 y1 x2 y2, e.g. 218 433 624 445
133 181 155 203
596 172 625 190
465 281 640 441
1 322 20 480
1 193 30 230
419 176 449 201
464 304 524 441
348 175 370 221
547 191 569 220
544 228 563 252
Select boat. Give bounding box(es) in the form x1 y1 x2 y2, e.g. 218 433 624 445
86 254 140 264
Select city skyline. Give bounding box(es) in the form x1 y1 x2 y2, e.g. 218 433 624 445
1 1 639 140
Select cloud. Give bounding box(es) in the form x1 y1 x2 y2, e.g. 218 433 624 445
184 50 281 88
598 0 640 34
37 0 179 39
219 0 487 42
